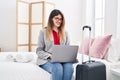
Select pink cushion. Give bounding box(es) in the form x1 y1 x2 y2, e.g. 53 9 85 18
91 34 112 59
79 38 94 55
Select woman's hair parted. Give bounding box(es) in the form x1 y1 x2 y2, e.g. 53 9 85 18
46 9 66 42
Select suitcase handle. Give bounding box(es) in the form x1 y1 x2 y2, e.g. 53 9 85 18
82 26 91 31
82 26 92 64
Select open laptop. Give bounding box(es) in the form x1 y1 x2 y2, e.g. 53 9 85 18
48 45 78 63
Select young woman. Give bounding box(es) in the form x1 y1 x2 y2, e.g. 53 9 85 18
36 9 73 80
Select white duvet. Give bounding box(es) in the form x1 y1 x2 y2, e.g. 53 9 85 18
0 52 114 80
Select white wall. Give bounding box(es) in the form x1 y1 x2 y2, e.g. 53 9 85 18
117 0 120 38
0 0 82 51
1 0 119 51
104 0 118 38
0 0 16 51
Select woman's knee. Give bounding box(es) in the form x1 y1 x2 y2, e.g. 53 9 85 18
63 63 73 72
40 62 52 73
52 63 63 73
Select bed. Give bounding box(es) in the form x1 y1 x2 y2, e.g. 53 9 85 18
0 51 115 80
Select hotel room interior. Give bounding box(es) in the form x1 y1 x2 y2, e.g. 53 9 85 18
0 0 120 80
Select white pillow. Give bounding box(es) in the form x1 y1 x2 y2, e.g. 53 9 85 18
0 52 16 61
6 54 14 62
15 53 34 63
0 52 37 63
105 38 120 62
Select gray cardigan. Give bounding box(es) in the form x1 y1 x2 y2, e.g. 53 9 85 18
36 29 70 65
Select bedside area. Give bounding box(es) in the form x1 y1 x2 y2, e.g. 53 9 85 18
110 63 120 80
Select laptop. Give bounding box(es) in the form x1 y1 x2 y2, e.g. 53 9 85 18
48 45 78 63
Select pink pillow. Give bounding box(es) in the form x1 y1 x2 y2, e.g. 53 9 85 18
91 34 112 59
79 38 94 55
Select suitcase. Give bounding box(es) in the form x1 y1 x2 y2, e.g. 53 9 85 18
76 26 106 80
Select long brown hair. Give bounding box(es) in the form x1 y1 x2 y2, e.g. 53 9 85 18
46 9 65 42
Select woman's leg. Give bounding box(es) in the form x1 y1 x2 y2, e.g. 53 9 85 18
63 63 73 80
52 63 63 80
40 62 63 80
40 61 52 73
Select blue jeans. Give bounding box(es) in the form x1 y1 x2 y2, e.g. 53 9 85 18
40 62 73 80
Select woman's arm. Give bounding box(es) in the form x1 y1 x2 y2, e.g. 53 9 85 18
36 30 51 60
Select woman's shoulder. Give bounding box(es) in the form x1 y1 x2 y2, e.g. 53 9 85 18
40 28 46 33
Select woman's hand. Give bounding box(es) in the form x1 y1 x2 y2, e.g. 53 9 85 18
47 55 52 60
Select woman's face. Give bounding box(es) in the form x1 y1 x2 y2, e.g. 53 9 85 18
52 14 63 28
